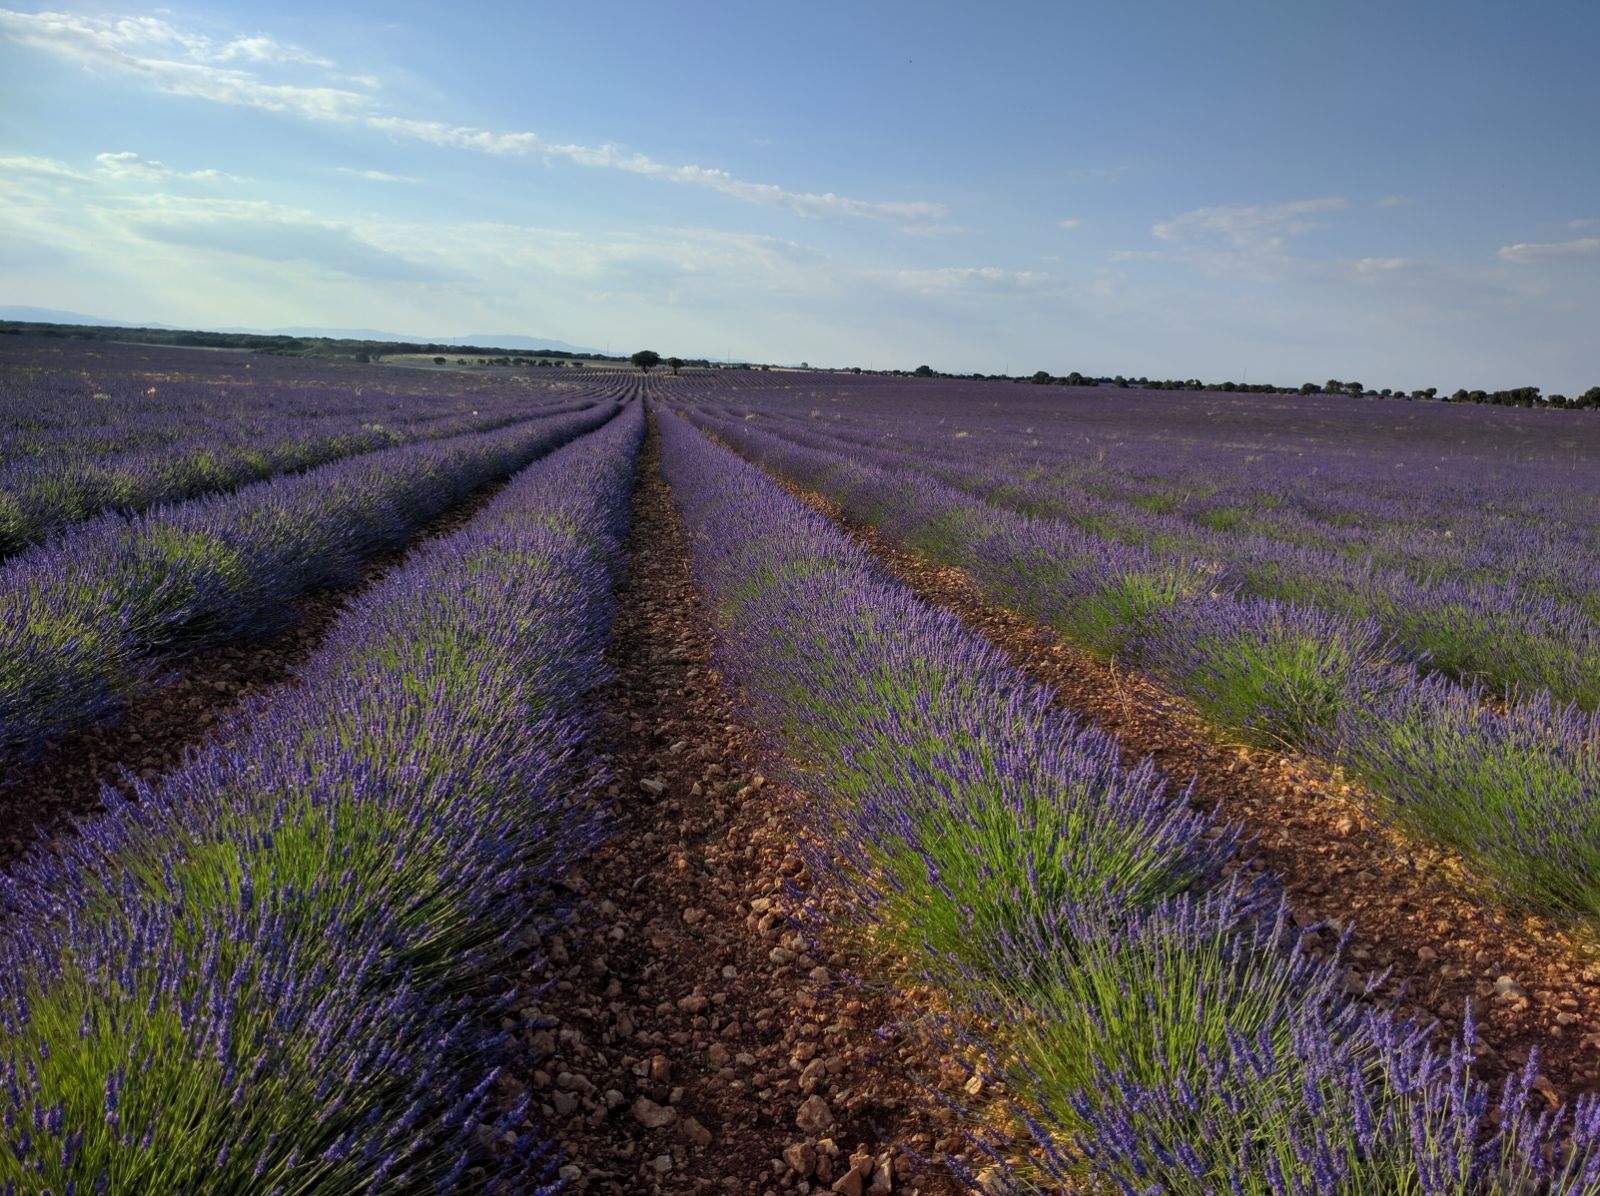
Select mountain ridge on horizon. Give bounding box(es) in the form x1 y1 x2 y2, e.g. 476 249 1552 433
0 306 603 356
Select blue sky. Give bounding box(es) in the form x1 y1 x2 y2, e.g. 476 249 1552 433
2 0 1596 390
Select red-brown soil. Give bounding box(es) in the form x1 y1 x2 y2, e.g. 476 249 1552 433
504 427 972 1194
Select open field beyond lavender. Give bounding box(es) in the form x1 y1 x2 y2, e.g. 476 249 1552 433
5 339 1600 1194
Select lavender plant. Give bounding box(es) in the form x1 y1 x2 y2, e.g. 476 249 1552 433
660 409 1224 990
0 401 618 760
1331 677 1600 919
1141 597 1398 748
0 402 642 1191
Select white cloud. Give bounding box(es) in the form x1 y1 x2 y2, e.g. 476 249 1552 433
335 167 419 184
1570 218 1598 230
95 150 238 182
879 266 1052 296
1153 197 1348 246
1354 256 1421 274
1375 195 1413 208
1 7 945 228
362 115 946 224
1497 237 1600 263
214 34 333 69
0 153 90 180
0 9 372 120
1056 217 1083 230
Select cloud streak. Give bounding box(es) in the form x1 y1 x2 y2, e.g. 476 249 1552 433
0 153 90 180
96 150 238 182
1 7 946 227
335 167 419 184
1153 197 1348 246
1497 236 1600 263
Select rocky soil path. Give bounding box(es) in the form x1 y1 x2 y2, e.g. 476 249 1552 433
0 473 516 868
764 472 1600 1107
505 428 971 1195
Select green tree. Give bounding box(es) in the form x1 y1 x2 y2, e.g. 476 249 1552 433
913 364 935 377
630 349 662 372
667 356 684 375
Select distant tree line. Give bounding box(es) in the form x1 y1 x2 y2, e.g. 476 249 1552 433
1004 368 1599 411
8 319 1594 408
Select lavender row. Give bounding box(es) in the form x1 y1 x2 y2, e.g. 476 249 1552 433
699 401 1600 708
654 407 1600 1194
681 373 1600 603
0 338 626 556
0 400 619 761
0 401 642 1193
741 399 1600 614
0 337 571 467
690 409 1600 927
0 401 604 561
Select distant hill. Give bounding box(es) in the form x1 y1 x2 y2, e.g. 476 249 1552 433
0 307 600 356
0 305 175 328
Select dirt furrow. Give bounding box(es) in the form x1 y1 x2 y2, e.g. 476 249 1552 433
0 474 516 869
766 473 1600 1106
504 427 970 1195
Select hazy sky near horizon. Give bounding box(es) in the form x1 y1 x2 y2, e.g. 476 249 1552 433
2 0 1596 390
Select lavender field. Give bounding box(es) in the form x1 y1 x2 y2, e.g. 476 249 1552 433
4 339 1600 1193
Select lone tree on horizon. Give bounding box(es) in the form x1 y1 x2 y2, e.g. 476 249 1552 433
667 356 684 375
630 349 662 372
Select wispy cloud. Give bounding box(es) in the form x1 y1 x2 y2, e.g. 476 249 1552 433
213 34 334 69
1375 195 1413 208
0 10 372 119
362 115 946 224
335 166 419 184
1 7 946 228
1570 218 1598 230
0 153 90 180
95 150 238 182
1153 197 1348 247
877 266 1052 296
1497 236 1600 263
1353 256 1421 275
1056 217 1083 230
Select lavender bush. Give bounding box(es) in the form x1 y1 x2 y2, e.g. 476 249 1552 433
1330 678 1600 918
0 401 642 1191
0 401 618 760
1141 597 1398 748
659 409 1225 990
